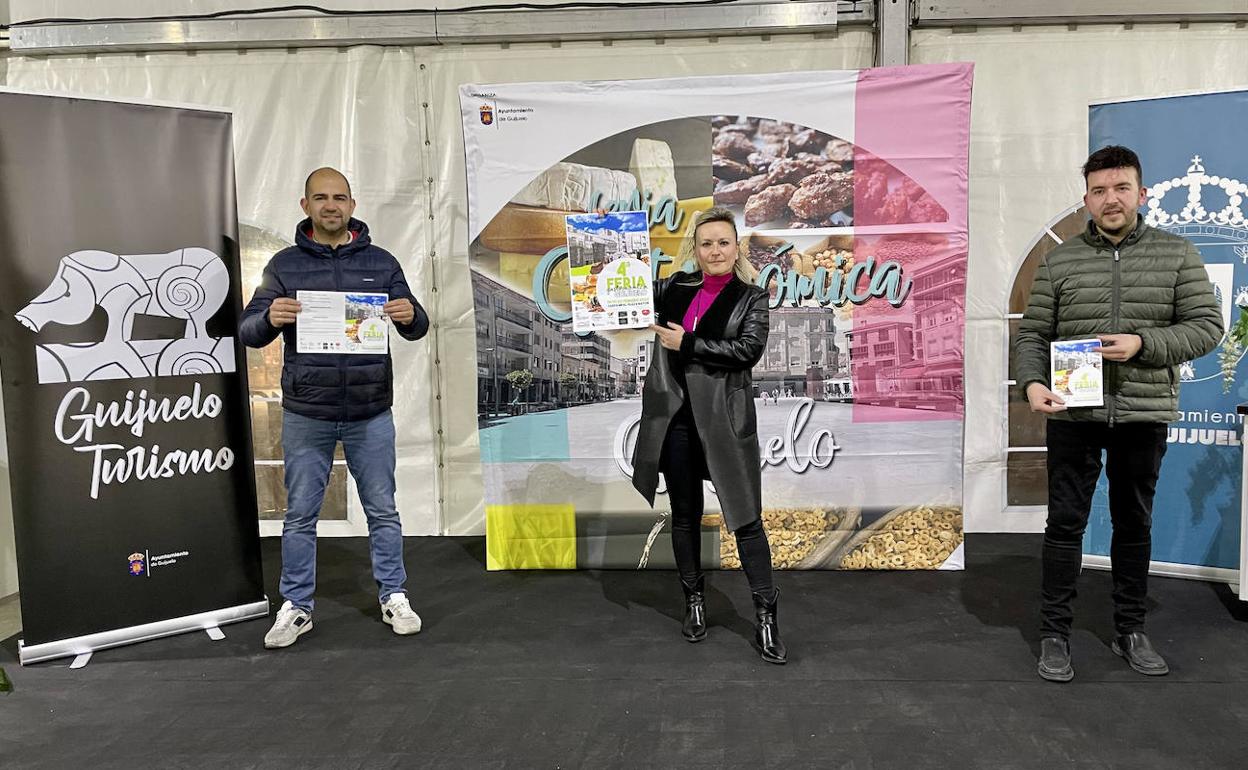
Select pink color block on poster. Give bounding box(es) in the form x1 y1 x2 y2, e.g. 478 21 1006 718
850 63 973 423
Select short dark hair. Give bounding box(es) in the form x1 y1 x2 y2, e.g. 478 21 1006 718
303 167 353 199
1083 145 1142 186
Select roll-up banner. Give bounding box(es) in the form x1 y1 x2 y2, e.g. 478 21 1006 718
1085 90 1248 582
460 64 973 570
0 90 267 664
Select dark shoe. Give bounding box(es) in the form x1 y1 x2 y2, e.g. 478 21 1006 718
680 577 707 643
1037 636 1074 682
752 588 787 665
1111 631 1169 676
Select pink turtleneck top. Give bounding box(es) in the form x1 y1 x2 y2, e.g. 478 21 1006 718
681 272 734 332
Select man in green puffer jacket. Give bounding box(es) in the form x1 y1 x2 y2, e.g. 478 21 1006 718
1014 145 1223 683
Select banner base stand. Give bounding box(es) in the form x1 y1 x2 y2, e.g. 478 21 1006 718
70 653 91 669
18 598 269 666
205 626 226 641
1082 555 1239 585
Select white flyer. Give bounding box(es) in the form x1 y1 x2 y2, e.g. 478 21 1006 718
295 291 389 354
565 210 655 333
1050 339 1104 408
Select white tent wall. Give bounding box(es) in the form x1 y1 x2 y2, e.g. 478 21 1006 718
2 47 442 541
427 33 875 533
911 23 1248 532
0 31 873 549
0 21 1244 577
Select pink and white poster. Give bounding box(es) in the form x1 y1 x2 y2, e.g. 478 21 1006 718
460 64 973 570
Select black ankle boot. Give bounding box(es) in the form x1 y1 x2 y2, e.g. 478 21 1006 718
752 588 786 664
681 577 707 642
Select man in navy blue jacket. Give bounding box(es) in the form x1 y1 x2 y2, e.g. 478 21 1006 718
241 167 430 649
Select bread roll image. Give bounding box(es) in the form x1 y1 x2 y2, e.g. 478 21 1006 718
480 204 573 256
499 251 571 302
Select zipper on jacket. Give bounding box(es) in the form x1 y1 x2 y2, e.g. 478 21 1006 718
332 246 348 422
1108 247 1120 427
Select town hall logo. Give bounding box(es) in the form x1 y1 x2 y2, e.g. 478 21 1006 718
128 552 146 577
1144 156 1247 384
479 104 494 126
1144 155 1247 231
14 248 236 384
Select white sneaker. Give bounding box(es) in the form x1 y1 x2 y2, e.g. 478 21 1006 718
380 593 422 635
263 600 313 649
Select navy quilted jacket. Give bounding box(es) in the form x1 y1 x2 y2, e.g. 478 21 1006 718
240 218 429 421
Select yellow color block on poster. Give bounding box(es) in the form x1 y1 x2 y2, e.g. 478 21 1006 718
486 503 577 570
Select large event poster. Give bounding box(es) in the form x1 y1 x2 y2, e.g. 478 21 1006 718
0 91 266 661
1087 91 1248 572
461 65 973 570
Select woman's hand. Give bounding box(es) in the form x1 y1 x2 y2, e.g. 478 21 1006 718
651 322 686 351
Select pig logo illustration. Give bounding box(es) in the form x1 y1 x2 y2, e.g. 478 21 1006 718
14 248 236 383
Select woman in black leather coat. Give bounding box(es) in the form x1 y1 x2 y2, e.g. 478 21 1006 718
631 206 785 664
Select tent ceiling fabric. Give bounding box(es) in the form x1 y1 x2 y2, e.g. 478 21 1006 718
917 0 1248 27
7 0 753 21
5 2 851 53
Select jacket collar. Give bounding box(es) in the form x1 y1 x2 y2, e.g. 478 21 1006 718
295 217 371 258
661 270 747 340
1082 215 1147 250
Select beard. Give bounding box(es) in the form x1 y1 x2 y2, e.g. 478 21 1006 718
313 215 348 239
1094 209 1136 237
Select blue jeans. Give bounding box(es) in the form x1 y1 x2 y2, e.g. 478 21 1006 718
280 408 407 612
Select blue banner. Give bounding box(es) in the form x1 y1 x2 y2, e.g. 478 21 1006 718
1088 90 1248 570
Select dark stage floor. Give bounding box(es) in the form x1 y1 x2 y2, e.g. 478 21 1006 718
2 534 1246 769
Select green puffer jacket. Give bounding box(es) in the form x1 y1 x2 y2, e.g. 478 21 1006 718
1014 219 1223 424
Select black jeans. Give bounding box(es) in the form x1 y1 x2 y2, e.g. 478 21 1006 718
661 409 775 598
1041 420 1168 640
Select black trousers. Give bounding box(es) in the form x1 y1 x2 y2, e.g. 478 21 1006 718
660 408 775 598
1041 420 1168 640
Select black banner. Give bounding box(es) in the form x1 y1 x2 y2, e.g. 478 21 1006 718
0 92 264 653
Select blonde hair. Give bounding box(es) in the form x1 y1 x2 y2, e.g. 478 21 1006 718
675 206 758 284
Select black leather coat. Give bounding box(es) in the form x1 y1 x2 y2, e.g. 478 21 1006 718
631 271 769 531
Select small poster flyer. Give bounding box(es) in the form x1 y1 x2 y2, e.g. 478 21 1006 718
296 290 389 354
564 210 654 333
1050 339 1104 407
